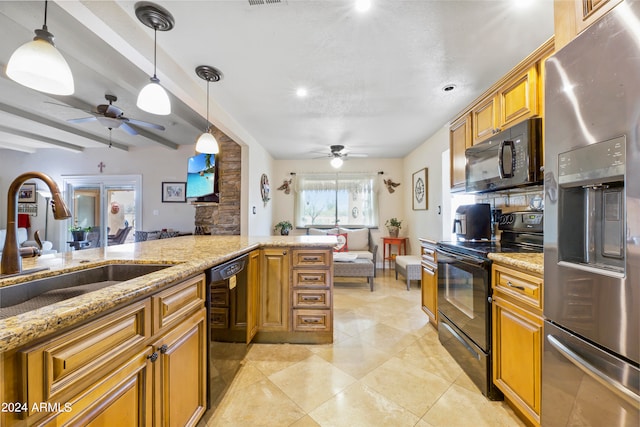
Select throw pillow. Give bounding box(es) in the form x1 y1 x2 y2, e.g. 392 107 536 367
339 227 368 251
330 233 348 252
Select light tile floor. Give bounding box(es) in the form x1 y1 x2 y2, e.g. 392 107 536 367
205 269 525 427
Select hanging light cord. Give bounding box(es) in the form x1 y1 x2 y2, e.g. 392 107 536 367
153 28 158 79
205 80 210 131
43 0 48 29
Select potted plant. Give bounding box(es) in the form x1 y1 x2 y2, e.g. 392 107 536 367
274 220 293 236
385 218 402 237
69 224 92 241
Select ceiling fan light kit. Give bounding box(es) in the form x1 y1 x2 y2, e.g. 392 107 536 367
330 157 343 168
195 65 223 154
135 1 174 115
6 0 74 96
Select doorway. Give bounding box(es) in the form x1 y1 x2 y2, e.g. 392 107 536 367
62 175 141 251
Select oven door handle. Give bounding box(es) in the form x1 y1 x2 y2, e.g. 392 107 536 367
437 248 490 269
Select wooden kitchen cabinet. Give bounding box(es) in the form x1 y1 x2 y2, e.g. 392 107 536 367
472 64 539 145
4 274 207 427
449 38 553 190
449 113 472 191
291 248 333 341
492 263 543 427
554 0 623 50
258 247 290 332
419 239 438 326
153 307 207 427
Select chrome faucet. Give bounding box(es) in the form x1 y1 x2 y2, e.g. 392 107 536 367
1 172 71 276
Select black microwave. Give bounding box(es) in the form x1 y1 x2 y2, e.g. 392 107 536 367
465 118 543 193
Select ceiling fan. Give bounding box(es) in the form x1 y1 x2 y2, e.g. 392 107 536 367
315 144 368 160
66 94 165 135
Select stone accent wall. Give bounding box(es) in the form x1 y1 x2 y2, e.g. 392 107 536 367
193 127 241 235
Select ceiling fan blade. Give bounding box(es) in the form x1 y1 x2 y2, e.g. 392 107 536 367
67 117 97 124
345 153 368 158
119 122 139 136
126 118 165 131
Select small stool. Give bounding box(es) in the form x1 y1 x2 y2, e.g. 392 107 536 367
395 255 422 291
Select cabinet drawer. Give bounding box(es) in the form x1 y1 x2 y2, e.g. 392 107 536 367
21 299 151 416
292 269 331 287
292 309 332 331
153 274 205 334
493 265 542 310
292 249 331 267
293 289 331 308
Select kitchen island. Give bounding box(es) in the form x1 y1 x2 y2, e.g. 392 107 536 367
0 235 336 426
0 234 336 352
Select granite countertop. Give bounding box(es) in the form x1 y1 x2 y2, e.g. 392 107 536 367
0 235 336 353
488 252 544 275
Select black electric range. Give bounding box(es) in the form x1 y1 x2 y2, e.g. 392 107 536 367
435 210 543 401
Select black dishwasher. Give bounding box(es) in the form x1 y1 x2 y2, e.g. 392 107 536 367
199 254 250 424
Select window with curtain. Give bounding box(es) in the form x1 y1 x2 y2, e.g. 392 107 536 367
294 173 379 227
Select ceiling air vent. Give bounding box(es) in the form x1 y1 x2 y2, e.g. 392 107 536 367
248 0 286 5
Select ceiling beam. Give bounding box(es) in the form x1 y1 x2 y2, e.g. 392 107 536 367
0 102 129 151
0 141 36 154
0 125 84 153
128 125 180 150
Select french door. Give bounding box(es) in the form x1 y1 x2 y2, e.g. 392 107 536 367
62 175 142 250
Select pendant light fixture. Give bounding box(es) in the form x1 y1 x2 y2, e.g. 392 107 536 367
195 65 223 154
135 2 174 115
6 0 74 95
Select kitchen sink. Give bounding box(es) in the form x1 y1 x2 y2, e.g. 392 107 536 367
0 263 171 319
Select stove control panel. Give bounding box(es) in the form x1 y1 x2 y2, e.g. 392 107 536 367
499 211 543 232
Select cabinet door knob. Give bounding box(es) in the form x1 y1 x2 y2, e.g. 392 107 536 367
147 352 159 362
283 251 287 255
159 344 169 354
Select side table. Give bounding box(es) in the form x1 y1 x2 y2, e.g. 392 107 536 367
382 237 408 270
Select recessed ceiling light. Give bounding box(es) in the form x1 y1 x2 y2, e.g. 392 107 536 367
442 84 457 92
296 87 308 97
355 0 371 13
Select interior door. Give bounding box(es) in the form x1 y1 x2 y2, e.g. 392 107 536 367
63 175 141 250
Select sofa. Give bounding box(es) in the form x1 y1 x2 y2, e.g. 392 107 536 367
0 227 56 257
307 227 378 275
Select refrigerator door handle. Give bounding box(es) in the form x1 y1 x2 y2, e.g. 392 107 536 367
547 334 640 407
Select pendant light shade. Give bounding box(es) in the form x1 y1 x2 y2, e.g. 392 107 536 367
136 76 171 115
195 65 223 154
135 2 174 115
196 131 219 154
330 157 344 168
6 2 74 95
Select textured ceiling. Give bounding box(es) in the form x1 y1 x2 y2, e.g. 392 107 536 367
0 0 554 158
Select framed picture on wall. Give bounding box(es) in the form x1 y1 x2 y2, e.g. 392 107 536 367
412 168 428 210
18 183 36 203
162 182 186 203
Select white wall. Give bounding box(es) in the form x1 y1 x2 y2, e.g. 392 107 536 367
402 125 450 255
245 142 274 236
0 141 276 250
272 157 405 264
0 146 195 239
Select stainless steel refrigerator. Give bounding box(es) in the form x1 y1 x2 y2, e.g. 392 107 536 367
542 2 640 425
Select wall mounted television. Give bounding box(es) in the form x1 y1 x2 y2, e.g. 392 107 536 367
186 153 219 202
